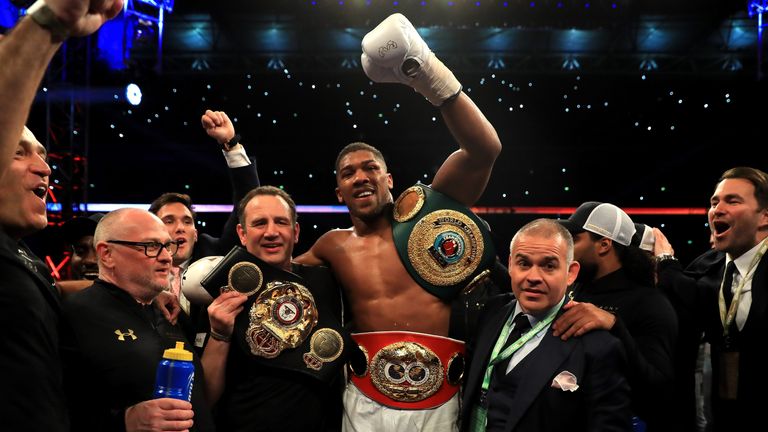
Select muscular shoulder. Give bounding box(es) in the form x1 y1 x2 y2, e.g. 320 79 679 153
296 228 352 265
319 228 353 242
292 262 334 281
314 228 353 255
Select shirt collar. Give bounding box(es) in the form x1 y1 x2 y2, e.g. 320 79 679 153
513 294 567 334
728 240 765 278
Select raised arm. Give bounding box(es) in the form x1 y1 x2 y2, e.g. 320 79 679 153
431 93 502 206
360 13 501 207
200 109 261 254
0 0 123 173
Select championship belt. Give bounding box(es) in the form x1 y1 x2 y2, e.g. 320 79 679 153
349 331 465 410
392 183 496 301
200 246 353 384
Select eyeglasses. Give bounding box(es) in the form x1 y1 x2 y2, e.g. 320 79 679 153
106 240 179 258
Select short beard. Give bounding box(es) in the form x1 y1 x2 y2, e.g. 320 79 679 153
129 272 169 302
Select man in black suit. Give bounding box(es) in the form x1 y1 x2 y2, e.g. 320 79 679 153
0 1 122 430
653 166 768 432
462 218 631 432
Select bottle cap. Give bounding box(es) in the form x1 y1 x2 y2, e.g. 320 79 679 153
162 341 193 361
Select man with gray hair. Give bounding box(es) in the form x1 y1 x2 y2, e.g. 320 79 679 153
462 218 631 431
0 1 123 429
60 208 214 431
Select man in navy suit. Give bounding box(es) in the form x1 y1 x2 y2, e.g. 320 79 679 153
462 218 631 432
653 166 768 432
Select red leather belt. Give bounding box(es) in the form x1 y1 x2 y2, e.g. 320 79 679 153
350 331 465 410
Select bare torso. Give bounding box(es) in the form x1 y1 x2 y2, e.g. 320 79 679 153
305 224 450 336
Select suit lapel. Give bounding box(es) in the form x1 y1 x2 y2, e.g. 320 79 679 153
743 254 768 334
465 300 516 404
503 327 577 432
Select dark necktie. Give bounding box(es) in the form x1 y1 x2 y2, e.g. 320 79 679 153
723 261 737 309
497 313 533 374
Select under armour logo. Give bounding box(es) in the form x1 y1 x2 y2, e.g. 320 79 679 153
115 329 137 341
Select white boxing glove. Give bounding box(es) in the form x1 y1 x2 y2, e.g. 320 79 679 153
181 256 223 306
361 13 461 107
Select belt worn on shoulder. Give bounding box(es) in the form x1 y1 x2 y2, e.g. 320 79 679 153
349 331 465 410
392 183 496 301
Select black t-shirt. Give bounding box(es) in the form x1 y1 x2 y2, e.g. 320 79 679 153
214 263 346 432
60 280 215 432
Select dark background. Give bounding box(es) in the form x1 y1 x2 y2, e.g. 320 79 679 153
12 0 767 267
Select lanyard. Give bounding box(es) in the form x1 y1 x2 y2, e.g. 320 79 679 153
480 299 563 392
469 299 564 432
718 238 768 335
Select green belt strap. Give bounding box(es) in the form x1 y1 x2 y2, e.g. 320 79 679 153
391 183 496 302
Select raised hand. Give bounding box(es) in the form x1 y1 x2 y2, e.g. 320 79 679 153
361 13 461 106
200 109 236 147
39 0 124 38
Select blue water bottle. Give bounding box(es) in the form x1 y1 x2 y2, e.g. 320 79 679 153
153 341 195 401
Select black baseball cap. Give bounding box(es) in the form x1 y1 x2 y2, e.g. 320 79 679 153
61 213 104 244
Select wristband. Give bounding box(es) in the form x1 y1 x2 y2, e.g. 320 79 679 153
209 329 231 343
27 0 70 42
222 134 241 152
655 253 678 264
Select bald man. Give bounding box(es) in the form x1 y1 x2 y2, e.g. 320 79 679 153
60 209 214 432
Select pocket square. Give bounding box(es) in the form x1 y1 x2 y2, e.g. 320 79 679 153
551 370 579 392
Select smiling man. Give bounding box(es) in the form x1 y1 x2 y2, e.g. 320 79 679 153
61 213 104 281
295 13 502 430
1 2 123 429
653 167 768 432
235 186 299 270
200 186 349 431
0 125 66 430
